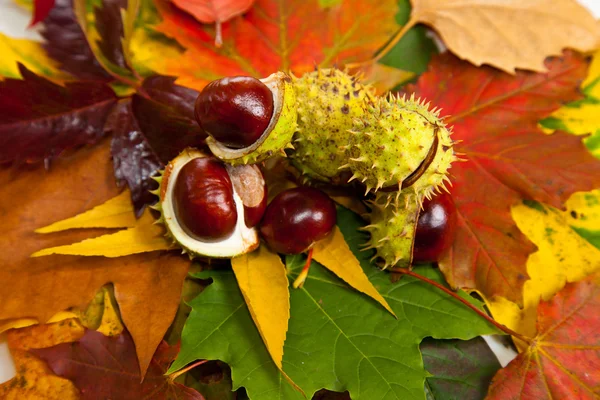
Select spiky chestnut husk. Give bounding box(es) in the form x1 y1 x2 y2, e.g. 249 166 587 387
207 72 297 165
343 95 453 198
152 148 260 258
290 68 376 181
360 191 420 269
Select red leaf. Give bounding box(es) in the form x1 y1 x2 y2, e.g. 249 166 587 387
108 76 205 215
33 330 205 400
486 276 600 399
171 0 255 24
0 64 117 167
40 0 111 81
94 0 131 70
408 51 600 304
31 0 56 26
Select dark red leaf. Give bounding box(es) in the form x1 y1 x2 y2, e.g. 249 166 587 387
108 76 205 215
40 0 111 81
107 100 162 217
33 330 204 400
94 0 130 70
0 64 117 167
31 0 55 26
408 51 600 304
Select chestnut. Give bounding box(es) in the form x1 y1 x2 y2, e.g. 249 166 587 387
226 164 268 228
259 187 337 255
173 157 237 241
413 192 457 264
195 76 274 149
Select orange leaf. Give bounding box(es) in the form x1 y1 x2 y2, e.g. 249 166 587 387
153 0 399 90
171 0 254 23
487 275 600 399
312 226 396 317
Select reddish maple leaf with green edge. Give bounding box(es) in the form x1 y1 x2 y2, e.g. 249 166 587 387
33 329 205 399
486 275 600 399
407 51 600 305
153 0 400 90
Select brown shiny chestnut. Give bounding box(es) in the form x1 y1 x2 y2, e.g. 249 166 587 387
413 192 457 264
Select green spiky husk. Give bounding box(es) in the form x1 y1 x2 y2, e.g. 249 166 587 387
290 68 375 181
344 95 447 195
361 191 420 269
208 72 297 165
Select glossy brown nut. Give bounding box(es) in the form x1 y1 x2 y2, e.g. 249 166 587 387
173 157 238 241
194 76 274 149
259 187 337 254
413 192 457 264
244 185 268 228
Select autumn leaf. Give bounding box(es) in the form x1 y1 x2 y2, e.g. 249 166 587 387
231 247 290 372
170 0 255 47
487 276 600 399
0 32 67 80
170 206 499 400
40 0 112 81
408 51 600 304
0 64 117 167
406 0 599 73
312 226 395 316
32 0 56 25
34 329 204 399
0 141 190 377
108 76 204 215
153 0 400 89
421 337 501 400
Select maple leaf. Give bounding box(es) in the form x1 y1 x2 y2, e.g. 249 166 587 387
170 207 499 400
406 0 599 73
32 0 56 25
108 75 205 215
0 141 190 377
40 0 112 81
94 0 131 71
0 64 117 167
170 0 255 47
34 329 204 399
421 337 500 400
153 0 400 90
486 276 600 399
407 51 600 304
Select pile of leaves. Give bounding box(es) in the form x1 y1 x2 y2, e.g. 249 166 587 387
1 0 600 399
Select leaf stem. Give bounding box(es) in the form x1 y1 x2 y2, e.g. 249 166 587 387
346 18 418 70
389 267 531 344
293 248 314 289
167 359 208 381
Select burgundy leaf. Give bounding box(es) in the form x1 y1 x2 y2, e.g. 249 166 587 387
33 330 204 400
108 76 205 215
0 64 117 167
107 100 162 216
94 0 130 70
31 0 55 26
40 0 111 81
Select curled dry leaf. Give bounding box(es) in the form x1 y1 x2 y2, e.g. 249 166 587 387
408 0 600 73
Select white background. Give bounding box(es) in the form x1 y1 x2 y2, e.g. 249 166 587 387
1 0 600 386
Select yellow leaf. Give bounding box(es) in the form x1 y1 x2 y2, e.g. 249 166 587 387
231 246 290 370
32 210 172 257
584 49 600 98
0 312 76 336
408 0 599 73
312 227 396 317
488 200 600 347
36 190 137 233
0 33 67 80
358 63 414 95
567 189 600 235
75 286 124 337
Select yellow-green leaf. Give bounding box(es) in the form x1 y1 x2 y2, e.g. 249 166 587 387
36 190 137 233
487 199 600 346
231 246 290 370
312 226 396 317
32 210 172 257
0 32 67 80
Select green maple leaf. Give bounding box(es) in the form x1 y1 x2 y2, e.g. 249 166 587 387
170 207 500 400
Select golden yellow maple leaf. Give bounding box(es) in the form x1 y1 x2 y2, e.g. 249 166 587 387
405 0 599 73
312 227 396 317
0 33 68 80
